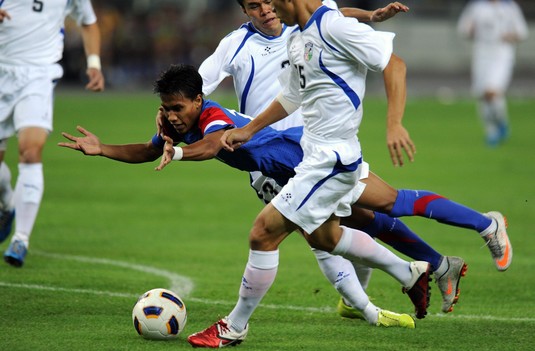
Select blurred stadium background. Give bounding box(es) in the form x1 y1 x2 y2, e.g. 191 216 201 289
61 0 535 98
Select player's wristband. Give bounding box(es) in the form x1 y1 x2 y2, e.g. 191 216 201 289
172 147 183 161
87 54 101 70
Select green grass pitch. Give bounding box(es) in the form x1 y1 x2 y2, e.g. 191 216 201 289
0 91 533 350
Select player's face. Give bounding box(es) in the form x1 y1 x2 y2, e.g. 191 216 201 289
242 0 282 36
271 0 297 27
160 93 203 134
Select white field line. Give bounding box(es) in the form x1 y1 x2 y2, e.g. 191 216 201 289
1 251 533 323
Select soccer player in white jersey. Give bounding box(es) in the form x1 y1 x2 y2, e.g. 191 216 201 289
457 0 528 147
198 0 418 313
0 0 105 267
188 1 432 346
188 0 510 338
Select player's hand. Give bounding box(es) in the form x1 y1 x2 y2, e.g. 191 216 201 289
371 2 409 22
156 107 165 136
386 123 415 167
0 9 11 23
155 135 175 171
58 125 103 155
221 128 252 152
85 68 105 92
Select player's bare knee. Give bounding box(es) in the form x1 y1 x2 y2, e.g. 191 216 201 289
18 148 43 163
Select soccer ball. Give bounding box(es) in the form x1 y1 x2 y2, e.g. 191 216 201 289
132 288 187 340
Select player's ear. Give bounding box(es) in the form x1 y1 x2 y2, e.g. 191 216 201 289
194 94 203 109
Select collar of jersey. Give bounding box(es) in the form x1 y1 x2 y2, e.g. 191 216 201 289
302 5 331 31
243 22 289 40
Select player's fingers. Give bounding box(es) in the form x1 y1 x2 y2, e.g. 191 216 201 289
57 142 77 150
60 132 77 141
388 144 400 167
76 125 91 136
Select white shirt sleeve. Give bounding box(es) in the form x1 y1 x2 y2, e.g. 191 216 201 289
326 16 394 72
68 0 97 26
276 56 302 115
199 34 237 96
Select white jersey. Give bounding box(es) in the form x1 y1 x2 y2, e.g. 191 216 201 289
0 0 97 66
280 6 393 141
199 0 338 131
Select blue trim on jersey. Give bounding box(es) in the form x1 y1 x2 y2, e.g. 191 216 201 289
230 29 256 65
303 6 333 31
231 22 289 65
0 0 4 7
319 51 361 110
240 56 255 114
297 152 362 211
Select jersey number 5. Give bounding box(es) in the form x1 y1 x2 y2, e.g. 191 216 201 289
295 64 306 89
33 0 43 12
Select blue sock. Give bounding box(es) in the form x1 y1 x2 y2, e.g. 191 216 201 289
363 212 442 270
390 190 492 232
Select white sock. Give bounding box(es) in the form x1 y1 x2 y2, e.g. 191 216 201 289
478 100 499 138
353 262 373 290
312 249 370 312
0 162 14 210
228 250 278 332
493 96 509 127
331 226 412 287
13 163 44 246
363 302 381 325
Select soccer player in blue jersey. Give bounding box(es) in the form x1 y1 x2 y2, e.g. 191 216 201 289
61 62 505 344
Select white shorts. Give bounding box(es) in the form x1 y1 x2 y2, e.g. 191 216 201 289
471 47 515 95
271 134 367 234
250 161 370 206
0 63 63 141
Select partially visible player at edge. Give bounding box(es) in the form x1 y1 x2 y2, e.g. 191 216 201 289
457 0 528 146
0 0 105 267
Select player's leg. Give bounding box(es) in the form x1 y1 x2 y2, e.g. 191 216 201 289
359 171 510 271
4 127 47 267
312 248 414 327
188 203 294 348
321 223 430 319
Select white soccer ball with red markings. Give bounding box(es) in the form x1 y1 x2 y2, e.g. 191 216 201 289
132 288 187 340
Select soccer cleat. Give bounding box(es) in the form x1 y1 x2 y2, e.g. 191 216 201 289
4 239 27 268
483 211 512 271
188 318 248 348
402 261 431 319
434 256 468 313
0 209 15 243
337 297 365 320
376 309 415 329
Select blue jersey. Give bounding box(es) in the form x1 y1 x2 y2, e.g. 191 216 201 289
152 100 303 186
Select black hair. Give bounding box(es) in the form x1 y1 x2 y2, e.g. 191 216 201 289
153 64 203 100
236 0 244 8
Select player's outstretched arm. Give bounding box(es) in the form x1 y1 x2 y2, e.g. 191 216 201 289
221 99 289 152
156 130 227 171
59 126 161 163
382 54 415 167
